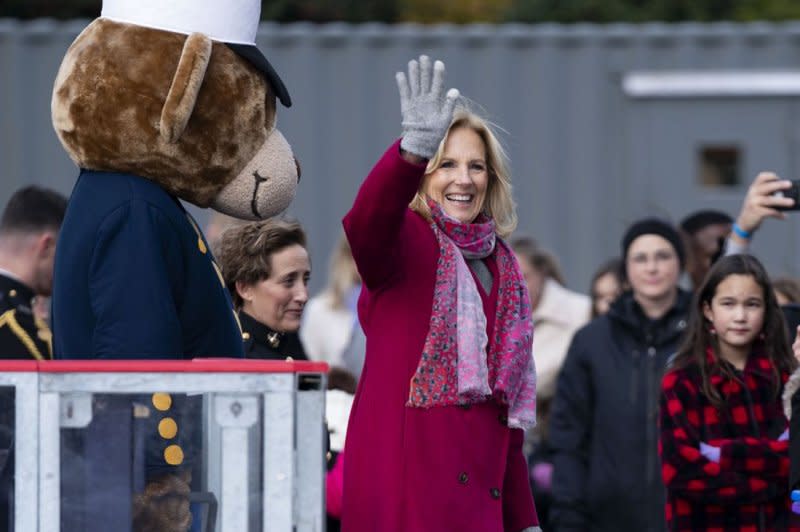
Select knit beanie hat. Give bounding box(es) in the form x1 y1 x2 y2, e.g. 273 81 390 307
621 218 685 271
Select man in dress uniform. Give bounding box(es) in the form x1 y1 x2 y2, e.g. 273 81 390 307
0 186 67 532
0 186 66 360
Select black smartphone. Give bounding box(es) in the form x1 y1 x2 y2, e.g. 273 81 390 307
774 179 800 211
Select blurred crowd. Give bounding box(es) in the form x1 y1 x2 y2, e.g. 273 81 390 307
3 168 800 531
202 166 800 530
3 106 800 532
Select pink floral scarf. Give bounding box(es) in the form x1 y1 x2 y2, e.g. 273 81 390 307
407 200 537 430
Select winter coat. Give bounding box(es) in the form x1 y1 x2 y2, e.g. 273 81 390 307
660 350 797 531
341 141 539 532
301 292 354 366
532 279 590 402
549 289 691 532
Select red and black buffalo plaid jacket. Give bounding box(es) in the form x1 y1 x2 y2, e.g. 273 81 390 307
659 348 798 532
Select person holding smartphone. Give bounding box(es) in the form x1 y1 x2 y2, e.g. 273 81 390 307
726 172 796 254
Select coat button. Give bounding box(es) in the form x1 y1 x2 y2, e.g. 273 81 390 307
164 444 184 466
490 487 501 499
458 472 468 484
151 393 172 411
158 417 178 439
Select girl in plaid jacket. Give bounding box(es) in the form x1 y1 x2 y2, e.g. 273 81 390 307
660 254 798 531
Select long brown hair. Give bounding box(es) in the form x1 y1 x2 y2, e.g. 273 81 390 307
670 254 796 408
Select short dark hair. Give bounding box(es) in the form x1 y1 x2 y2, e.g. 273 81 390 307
217 218 307 308
679 210 733 236
0 186 67 235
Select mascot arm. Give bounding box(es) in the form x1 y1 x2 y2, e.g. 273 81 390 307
89 199 184 358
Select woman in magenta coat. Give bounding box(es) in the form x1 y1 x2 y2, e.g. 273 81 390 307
341 56 541 532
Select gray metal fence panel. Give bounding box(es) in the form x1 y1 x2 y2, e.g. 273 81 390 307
5 20 800 292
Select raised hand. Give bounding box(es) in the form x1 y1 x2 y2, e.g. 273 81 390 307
736 172 794 235
396 55 460 160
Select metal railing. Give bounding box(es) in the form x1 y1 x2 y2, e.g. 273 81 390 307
0 359 327 532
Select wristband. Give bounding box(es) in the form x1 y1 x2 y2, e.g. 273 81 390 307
732 223 752 240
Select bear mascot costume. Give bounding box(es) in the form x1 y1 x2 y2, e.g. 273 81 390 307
47 0 299 529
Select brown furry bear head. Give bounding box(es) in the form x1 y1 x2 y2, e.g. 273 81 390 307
52 18 298 220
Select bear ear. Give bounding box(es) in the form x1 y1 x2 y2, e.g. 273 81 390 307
160 32 213 143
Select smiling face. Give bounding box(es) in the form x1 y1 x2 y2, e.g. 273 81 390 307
238 244 310 333
703 273 765 356
421 126 489 224
625 234 681 303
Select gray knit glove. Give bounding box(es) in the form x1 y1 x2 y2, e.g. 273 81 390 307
396 55 460 160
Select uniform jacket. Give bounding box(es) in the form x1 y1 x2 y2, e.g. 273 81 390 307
51 170 244 530
0 273 51 360
0 273 50 530
341 141 538 532
239 311 307 360
549 289 691 532
660 350 798 532
52 170 243 359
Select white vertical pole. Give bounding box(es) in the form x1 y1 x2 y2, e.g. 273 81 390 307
14 373 39 532
215 395 258 532
38 392 59 532
262 375 294 531
295 374 326 532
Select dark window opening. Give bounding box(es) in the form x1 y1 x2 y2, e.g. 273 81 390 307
698 145 741 187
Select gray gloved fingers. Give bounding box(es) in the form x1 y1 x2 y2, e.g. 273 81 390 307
430 60 446 99
408 58 420 98
519 527 542 532
396 71 410 113
397 55 459 159
419 55 432 95
443 88 460 119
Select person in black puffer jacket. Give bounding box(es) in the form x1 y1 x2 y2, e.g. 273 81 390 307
549 218 691 532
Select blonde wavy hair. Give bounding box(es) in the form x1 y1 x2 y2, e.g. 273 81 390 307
324 233 361 310
408 109 517 238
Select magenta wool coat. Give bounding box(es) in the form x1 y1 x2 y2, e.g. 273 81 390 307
341 141 539 532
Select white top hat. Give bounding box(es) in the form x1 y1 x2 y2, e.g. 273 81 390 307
101 0 291 106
